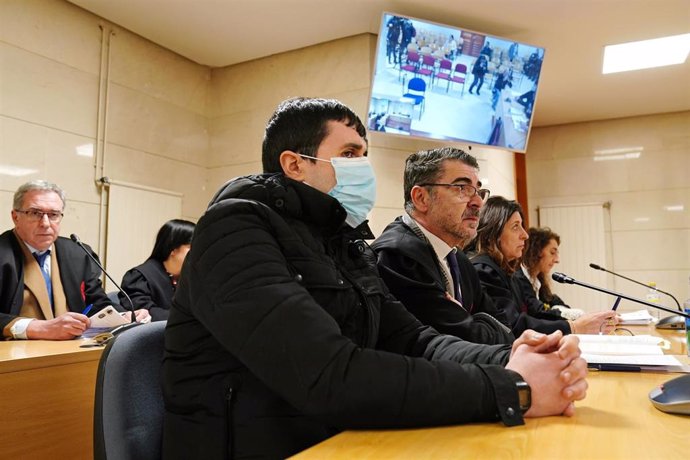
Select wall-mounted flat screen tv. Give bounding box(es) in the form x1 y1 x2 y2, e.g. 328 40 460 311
367 12 545 153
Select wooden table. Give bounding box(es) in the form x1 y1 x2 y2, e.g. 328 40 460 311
0 339 104 459
293 326 689 459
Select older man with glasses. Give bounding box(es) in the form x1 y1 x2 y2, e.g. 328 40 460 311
373 147 515 345
0 180 132 340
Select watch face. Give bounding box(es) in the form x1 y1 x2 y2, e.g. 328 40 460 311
517 381 531 412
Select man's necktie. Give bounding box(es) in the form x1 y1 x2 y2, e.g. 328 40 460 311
446 251 462 304
33 251 53 308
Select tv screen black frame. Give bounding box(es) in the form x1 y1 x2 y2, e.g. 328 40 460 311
367 12 545 153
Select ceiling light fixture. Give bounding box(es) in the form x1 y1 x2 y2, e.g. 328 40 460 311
603 33 690 74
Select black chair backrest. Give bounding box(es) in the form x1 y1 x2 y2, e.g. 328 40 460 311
94 322 167 460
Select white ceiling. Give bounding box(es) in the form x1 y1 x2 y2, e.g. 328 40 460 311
67 0 690 127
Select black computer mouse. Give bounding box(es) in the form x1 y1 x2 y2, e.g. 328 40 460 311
649 374 690 415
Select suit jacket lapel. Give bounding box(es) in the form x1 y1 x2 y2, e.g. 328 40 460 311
18 240 54 320
51 244 68 316
401 214 459 301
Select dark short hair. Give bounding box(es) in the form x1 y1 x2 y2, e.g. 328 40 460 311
149 219 196 263
261 97 368 173
403 147 479 213
523 227 561 301
475 196 524 274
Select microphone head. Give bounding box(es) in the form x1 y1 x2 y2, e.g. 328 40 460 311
589 263 602 270
70 234 80 244
552 272 575 284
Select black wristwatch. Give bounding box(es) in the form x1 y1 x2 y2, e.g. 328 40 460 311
516 380 531 414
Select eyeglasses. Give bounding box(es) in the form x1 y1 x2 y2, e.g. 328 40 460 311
419 183 491 200
15 209 64 223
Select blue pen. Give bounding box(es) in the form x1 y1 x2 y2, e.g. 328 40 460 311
82 303 93 315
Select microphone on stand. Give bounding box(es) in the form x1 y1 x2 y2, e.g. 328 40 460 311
589 263 682 311
70 234 140 335
551 272 690 328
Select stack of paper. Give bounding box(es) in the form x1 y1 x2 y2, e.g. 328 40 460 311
576 334 668 355
575 334 684 369
618 309 655 325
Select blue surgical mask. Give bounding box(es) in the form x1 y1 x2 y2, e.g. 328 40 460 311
300 155 377 227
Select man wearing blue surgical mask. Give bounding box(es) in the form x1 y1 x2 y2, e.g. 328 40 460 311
163 97 589 459
295 154 376 228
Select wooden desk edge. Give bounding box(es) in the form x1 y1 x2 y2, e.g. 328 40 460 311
0 342 104 374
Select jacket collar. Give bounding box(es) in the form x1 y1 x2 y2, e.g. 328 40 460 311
210 173 375 238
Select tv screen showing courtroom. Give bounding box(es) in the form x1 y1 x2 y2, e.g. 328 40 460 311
367 12 546 153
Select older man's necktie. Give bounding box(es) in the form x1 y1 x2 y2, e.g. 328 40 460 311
33 250 53 308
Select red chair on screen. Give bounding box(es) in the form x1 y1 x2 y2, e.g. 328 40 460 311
434 59 453 91
418 54 436 84
449 63 468 95
399 51 420 82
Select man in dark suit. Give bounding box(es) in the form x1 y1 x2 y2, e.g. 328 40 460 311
373 147 514 344
0 180 145 340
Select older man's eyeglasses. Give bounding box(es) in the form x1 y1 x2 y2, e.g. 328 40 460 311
15 209 64 223
420 183 491 200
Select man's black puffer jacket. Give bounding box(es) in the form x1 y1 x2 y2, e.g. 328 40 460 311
162 174 523 459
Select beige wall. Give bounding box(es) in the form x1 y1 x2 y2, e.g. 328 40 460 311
207 34 375 196
527 111 690 309
1 0 209 258
1 0 103 247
